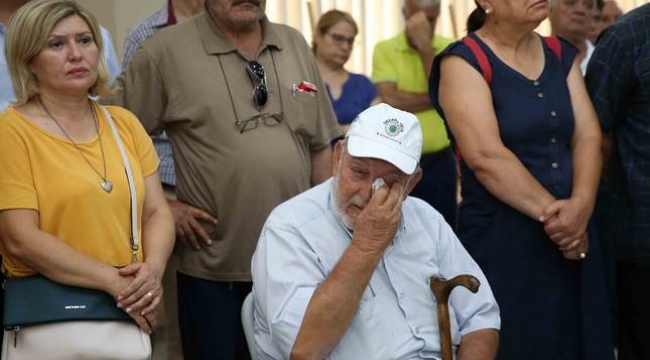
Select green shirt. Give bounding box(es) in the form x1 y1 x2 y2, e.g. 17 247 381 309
372 31 454 154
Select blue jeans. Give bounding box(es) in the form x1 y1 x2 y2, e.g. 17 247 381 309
177 272 252 360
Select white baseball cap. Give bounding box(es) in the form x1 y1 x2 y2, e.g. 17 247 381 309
346 103 422 175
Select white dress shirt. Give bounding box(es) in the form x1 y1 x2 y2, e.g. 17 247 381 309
252 179 500 360
580 40 595 75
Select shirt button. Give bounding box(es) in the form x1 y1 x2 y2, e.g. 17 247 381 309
551 162 559 169
551 111 557 117
533 81 540 86
550 137 557 144
400 292 405 299
538 92 545 98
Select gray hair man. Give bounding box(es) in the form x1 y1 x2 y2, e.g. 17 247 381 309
371 0 458 228
114 0 341 358
549 0 598 73
589 0 623 42
252 103 500 360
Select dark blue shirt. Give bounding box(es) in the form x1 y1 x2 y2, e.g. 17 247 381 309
430 33 578 221
327 73 377 125
586 4 650 265
429 37 617 360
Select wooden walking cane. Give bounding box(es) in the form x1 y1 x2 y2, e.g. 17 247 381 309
430 274 481 360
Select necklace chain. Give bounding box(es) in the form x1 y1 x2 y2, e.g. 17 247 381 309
38 96 110 187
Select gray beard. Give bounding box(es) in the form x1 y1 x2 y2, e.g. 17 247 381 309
331 176 355 231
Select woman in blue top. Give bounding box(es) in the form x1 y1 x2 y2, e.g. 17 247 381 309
429 0 613 359
313 10 378 132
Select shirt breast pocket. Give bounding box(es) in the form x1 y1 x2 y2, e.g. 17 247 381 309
357 284 378 319
284 90 319 140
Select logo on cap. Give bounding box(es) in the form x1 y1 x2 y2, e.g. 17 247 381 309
383 118 404 137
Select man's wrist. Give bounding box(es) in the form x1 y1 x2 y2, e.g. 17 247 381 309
349 236 388 258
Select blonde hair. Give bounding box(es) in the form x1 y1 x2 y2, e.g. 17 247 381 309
312 10 358 54
4 0 110 106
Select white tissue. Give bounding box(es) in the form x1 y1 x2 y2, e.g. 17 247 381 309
372 177 386 195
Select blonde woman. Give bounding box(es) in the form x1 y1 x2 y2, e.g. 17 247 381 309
0 1 174 358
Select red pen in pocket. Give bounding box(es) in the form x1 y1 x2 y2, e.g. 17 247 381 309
292 81 318 97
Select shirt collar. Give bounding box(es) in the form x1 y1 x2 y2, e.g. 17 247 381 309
167 0 177 26
149 2 171 30
196 10 283 56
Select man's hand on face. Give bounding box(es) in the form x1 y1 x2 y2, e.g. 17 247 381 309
405 11 435 53
351 180 404 255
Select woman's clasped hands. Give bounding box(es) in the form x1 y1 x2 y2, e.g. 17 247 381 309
539 197 592 260
111 262 164 334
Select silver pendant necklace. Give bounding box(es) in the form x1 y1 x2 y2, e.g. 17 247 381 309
38 96 112 193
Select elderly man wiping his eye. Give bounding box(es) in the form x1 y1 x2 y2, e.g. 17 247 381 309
252 103 500 360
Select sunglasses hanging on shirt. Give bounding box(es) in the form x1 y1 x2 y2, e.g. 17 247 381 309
246 60 268 110
218 54 284 133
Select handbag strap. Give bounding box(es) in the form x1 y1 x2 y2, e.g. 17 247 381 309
462 35 493 85
99 105 140 264
544 36 563 61
463 34 564 87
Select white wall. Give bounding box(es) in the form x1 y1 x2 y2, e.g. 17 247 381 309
76 0 164 61
79 0 648 73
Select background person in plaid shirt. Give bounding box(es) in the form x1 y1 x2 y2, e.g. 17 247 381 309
120 1 204 359
122 0 205 192
586 4 650 360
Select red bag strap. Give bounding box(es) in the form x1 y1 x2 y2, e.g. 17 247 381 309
454 36 562 175
544 36 563 60
456 35 495 171
462 36 562 84
457 35 495 170
462 36 493 85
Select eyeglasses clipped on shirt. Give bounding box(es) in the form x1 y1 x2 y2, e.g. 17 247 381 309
237 60 284 133
235 111 284 133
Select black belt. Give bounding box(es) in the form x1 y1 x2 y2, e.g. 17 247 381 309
420 147 453 165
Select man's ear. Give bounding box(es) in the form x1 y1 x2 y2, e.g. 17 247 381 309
332 140 344 173
403 167 423 198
